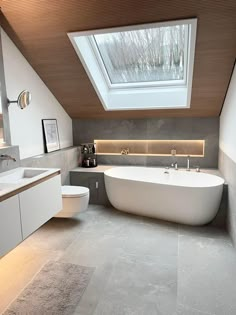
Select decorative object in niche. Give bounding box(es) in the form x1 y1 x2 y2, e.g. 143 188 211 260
8 90 32 110
42 119 60 153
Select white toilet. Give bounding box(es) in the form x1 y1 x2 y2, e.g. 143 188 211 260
55 185 90 218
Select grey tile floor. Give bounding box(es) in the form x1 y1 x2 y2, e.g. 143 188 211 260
0 205 235 315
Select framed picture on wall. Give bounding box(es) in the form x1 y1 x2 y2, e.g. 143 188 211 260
42 119 60 153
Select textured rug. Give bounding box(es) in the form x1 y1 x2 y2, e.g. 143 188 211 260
4 261 94 315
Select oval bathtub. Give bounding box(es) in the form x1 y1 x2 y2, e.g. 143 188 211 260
104 167 224 226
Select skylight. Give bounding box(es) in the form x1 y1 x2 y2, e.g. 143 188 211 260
68 19 197 111
93 25 187 85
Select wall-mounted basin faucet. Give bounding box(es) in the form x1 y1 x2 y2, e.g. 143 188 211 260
186 155 190 171
0 154 16 162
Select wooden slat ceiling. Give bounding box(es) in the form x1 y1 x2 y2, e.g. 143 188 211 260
0 0 235 119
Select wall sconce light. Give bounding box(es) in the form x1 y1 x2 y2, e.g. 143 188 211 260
8 90 32 110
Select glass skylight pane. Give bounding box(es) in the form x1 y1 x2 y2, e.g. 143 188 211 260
93 24 187 84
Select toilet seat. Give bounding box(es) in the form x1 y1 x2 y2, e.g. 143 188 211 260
55 185 90 218
61 185 89 198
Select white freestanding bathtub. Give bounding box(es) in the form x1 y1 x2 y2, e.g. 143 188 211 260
104 167 224 226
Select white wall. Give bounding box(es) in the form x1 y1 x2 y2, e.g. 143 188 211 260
1 30 73 159
219 64 236 245
219 65 236 161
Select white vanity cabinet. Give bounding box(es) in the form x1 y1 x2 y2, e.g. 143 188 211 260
19 175 62 239
0 170 62 257
0 195 23 256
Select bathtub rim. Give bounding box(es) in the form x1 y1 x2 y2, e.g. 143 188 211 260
104 166 225 189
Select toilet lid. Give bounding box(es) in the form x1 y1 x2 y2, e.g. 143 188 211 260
62 185 89 198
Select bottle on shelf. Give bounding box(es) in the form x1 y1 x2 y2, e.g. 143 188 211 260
81 142 97 168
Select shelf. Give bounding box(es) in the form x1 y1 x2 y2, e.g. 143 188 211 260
94 139 205 157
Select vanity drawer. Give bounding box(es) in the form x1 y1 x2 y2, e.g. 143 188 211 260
0 195 22 257
19 175 62 239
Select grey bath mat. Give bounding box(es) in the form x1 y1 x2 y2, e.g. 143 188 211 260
4 261 93 315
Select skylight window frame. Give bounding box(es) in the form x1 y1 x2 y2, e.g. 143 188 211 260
68 18 197 111
89 24 189 90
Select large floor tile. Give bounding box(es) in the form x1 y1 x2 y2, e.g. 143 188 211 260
175 304 214 315
60 228 127 268
94 254 177 315
91 205 177 233
121 224 178 260
77 207 130 236
178 224 229 242
73 263 114 315
92 297 160 315
22 217 83 251
178 233 236 315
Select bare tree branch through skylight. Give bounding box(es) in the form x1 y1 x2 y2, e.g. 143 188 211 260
93 24 187 84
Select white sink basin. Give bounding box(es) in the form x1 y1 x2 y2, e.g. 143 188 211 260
0 168 48 184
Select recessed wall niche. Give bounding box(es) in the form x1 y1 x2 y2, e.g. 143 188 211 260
95 140 205 157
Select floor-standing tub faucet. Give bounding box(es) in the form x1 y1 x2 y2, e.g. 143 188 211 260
186 155 190 171
171 162 178 170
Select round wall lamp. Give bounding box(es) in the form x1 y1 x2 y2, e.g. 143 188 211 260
8 90 32 109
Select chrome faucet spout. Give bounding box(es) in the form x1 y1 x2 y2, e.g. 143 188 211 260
186 155 190 171
0 154 16 162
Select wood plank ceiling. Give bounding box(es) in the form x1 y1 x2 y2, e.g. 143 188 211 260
0 0 235 119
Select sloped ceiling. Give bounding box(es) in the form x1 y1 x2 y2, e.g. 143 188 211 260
0 0 235 119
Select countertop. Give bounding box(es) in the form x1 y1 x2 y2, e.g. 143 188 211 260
0 167 61 201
